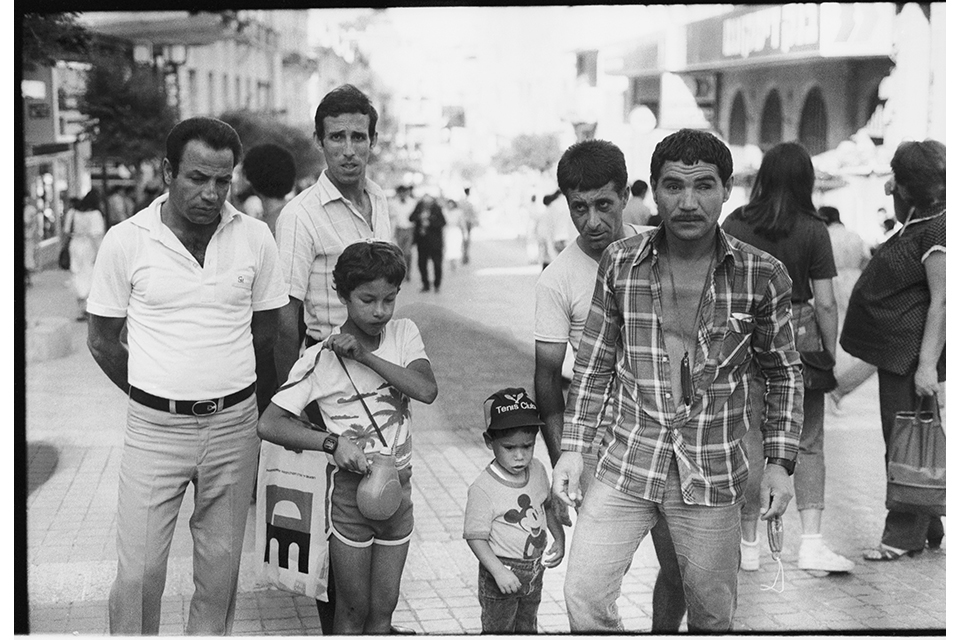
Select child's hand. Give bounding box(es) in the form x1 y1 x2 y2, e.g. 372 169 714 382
494 566 522 595
333 437 369 475
542 538 565 569
326 333 369 363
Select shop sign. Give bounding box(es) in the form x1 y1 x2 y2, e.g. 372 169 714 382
686 3 892 68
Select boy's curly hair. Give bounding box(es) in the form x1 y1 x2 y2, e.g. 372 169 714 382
333 240 406 298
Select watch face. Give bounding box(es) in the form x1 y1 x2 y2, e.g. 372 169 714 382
323 435 338 454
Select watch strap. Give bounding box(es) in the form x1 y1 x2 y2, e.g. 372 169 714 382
766 457 796 476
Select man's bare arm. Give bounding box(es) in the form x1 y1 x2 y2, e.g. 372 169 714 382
87 314 129 393
275 297 303 385
534 340 568 466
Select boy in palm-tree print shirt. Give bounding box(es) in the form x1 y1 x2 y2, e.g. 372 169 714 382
260 240 438 633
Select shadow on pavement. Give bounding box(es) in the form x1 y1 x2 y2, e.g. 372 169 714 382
28 442 59 496
397 301 534 434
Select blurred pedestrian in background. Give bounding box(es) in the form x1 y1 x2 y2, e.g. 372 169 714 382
389 185 417 280
841 139 946 561
242 143 297 236
86 117 286 634
722 141 853 573
443 197 464 272
820 205 876 414
410 193 446 292
459 186 478 264
23 194 39 287
107 186 133 228
273 84 395 633
64 189 107 322
534 139 685 631
622 179 652 226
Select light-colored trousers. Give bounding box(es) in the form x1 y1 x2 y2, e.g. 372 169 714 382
109 395 259 635
564 457 741 632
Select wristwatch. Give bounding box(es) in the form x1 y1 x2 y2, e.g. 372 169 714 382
321 433 339 455
766 457 796 476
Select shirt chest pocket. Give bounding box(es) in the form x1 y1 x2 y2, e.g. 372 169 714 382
716 313 754 370
221 266 255 305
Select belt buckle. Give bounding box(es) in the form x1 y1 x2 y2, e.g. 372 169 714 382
191 400 218 416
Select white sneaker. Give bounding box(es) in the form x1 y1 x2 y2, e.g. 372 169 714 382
798 536 855 572
740 537 760 571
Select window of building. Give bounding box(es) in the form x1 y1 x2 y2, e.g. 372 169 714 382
223 73 229 109
759 89 783 150
208 72 215 114
187 70 197 118
235 76 241 108
728 91 747 146
576 50 598 87
798 86 828 156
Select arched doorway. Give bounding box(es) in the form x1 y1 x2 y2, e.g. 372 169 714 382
759 90 783 151
728 91 747 146
799 87 828 156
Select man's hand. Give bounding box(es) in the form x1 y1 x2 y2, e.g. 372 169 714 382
326 333 370 363
552 452 584 509
542 538 565 568
552 500 572 527
494 566 522 595
332 437 369 475
914 364 940 397
759 464 794 520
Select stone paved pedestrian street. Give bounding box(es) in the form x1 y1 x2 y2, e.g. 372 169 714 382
23 237 946 635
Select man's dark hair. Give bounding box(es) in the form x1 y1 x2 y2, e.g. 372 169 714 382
649 129 733 188
486 424 540 441
557 139 628 196
630 179 648 198
333 240 406 298
243 144 297 199
314 84 378 140
165 117 242 178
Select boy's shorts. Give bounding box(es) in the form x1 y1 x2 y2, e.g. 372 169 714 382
329 464 414 547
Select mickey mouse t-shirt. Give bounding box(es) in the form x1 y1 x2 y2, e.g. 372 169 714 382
463 458 550 560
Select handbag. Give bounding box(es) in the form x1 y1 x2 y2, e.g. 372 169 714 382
885 394 946 516
255 440 330 600
791 302 837 392
799 351 838 392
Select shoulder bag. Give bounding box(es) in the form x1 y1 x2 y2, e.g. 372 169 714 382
886 394 946 516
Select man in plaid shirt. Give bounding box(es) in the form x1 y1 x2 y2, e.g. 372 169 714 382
553 129 803 632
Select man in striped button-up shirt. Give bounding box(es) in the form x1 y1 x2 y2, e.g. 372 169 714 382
553 129 803 632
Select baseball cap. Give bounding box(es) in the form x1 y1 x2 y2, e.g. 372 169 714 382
483 387 544 432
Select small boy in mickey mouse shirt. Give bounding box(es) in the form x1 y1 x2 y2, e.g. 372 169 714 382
463 388 564 633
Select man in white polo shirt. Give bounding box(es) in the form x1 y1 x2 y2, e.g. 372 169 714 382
273 83 395 634
87 117 287 635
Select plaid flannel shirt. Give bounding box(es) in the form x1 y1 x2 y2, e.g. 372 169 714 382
562 228 803 506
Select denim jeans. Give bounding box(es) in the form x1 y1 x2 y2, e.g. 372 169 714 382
478 556 544 633
109 395 259 635
564 458 741 632
742 377 824 519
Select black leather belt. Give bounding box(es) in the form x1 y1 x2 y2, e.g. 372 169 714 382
130 382 257 416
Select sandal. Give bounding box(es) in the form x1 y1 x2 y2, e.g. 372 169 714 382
862 544 921 561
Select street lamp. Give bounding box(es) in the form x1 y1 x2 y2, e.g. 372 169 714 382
132 41 188 119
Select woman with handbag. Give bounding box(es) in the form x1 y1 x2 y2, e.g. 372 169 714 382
64 189 106 322
840 140 946 561
722 142 854 573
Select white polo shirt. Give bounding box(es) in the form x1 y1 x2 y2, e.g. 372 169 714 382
87 193 288 399
275 170 392 341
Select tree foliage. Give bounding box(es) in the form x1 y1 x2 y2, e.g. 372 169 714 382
21 12 91 71
79 52 179 168
492 133 561 174
219 110 324 182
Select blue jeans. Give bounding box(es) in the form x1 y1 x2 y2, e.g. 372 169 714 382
478 556 544 633
109 395 260 635
742 377 824 519
564 458 741 632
